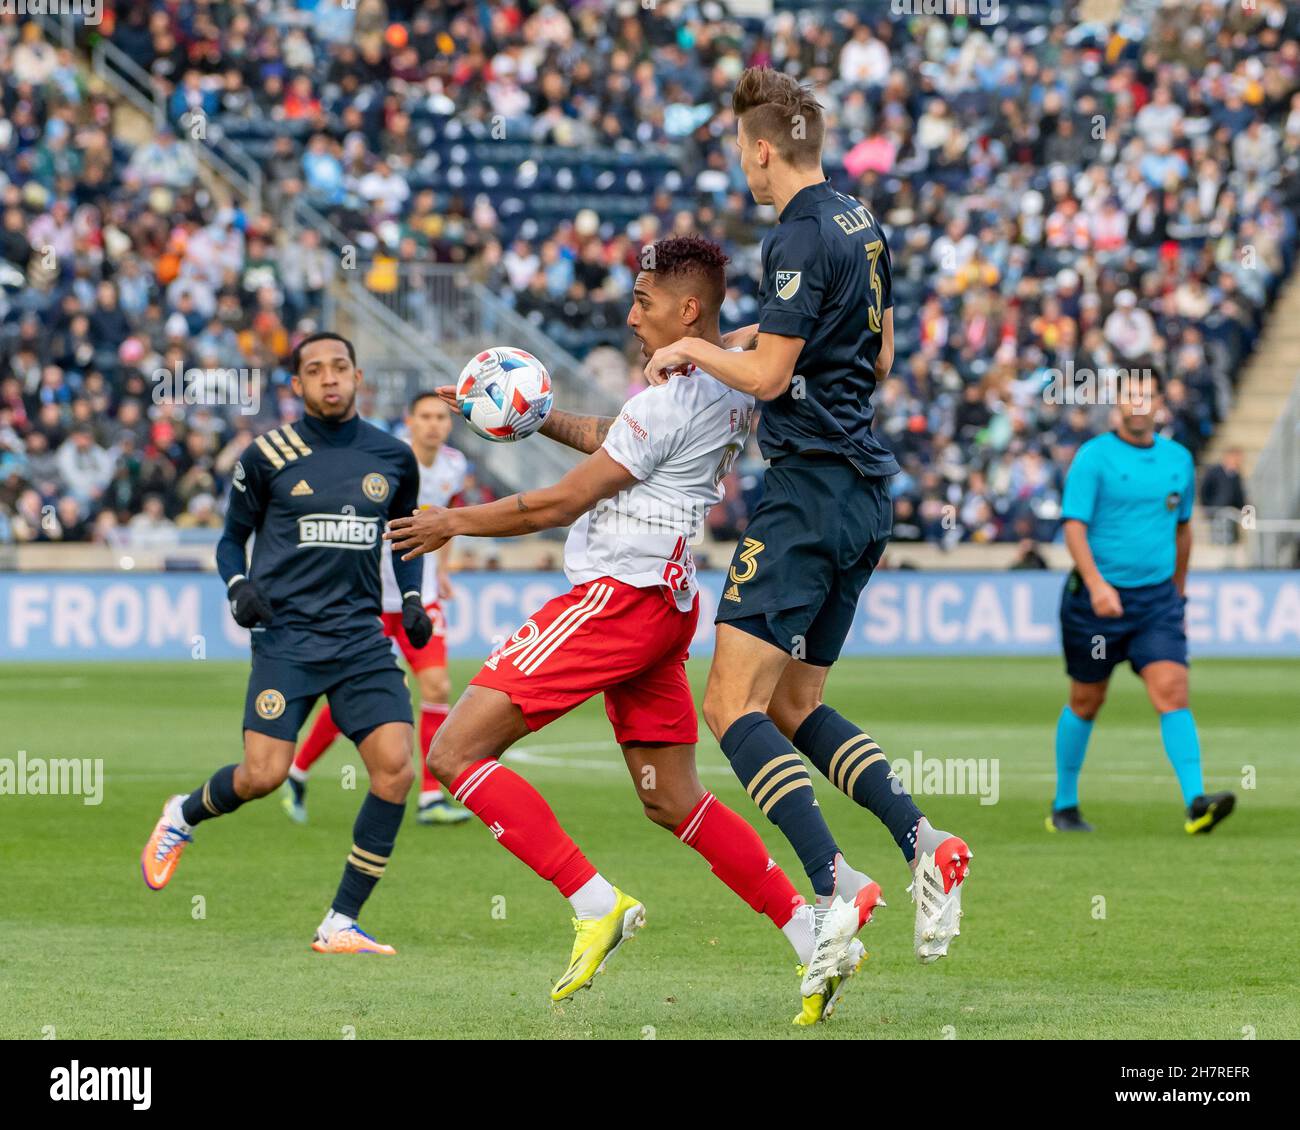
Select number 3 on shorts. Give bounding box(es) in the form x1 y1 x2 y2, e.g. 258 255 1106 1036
729 536 765 585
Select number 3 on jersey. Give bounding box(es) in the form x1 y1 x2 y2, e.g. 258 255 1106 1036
729 536 765 585
864 239 884 335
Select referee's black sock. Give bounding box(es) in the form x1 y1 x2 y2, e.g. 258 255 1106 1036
180 765 245 827
793 705 924 863
331 792 406 919
720 712 840 897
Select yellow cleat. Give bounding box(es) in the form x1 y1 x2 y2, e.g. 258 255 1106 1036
793 939 866 1026
550 888 645 1001
1185 791 1236 835
311 923 397 955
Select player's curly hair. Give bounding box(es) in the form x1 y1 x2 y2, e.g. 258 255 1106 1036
644 234 729 312
731 66 825 168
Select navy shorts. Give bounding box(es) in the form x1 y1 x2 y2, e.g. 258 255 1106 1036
716 454 892 666
1059 572 1188 683
243 638 411 744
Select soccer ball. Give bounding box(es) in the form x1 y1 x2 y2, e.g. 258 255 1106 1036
455 347 553 442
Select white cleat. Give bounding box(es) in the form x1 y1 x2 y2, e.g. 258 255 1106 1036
800 854 885 996
909 835 971 963
821 937 867 1021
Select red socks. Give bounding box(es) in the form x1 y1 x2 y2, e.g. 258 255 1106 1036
419 703 450 794
447 762 801 930
293 706 340 772
676 792 803 929
451 759 596 897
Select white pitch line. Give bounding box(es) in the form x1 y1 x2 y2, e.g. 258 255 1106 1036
504 748 734 776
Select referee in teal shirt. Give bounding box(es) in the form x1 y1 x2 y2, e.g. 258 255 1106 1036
1052 370 1235 835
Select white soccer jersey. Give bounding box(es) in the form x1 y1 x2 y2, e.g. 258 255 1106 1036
380 443 468 611
564 369 754 611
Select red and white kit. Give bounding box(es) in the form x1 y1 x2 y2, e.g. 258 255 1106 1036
379 442 468 667
472 370 753 743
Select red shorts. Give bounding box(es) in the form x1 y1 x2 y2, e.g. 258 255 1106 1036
471 577 699 745
379 601 447 671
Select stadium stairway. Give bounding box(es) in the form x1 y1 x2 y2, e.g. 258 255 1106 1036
1206 271 1300 476
1200 271 1300 563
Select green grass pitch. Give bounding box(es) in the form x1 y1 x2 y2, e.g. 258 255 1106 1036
1 656 1295 1040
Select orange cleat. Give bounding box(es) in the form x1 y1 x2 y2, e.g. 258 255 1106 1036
311 923 397 955
141 795 193 890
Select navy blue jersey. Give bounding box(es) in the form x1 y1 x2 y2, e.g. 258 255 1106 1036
220 415 420 661
756 180 900 477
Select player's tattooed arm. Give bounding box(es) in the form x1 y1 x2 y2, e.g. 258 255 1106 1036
538 409 616 454
432 383 611 454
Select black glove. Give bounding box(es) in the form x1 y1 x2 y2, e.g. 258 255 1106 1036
228 577 272 628
402 593 433 649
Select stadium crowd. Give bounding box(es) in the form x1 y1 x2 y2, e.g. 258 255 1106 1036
2 1 1298 551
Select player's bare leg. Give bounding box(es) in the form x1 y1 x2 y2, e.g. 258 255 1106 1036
769 658 969 965
427 686 644 1000
1140 660 1235 834
413 664 469 825
142 731 295 890
283 704 341 823
702 625 880 993
312 721 415 955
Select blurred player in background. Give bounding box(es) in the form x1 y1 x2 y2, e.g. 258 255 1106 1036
1053 370 1236 835
389 236 863 1024
282 392 471 827
645 68 971 990
141 333 433 955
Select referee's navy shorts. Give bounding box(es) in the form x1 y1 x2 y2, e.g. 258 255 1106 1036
1059 572 1188 683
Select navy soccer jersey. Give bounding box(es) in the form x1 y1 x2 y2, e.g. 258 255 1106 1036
755 180 900 478
223 414 420 662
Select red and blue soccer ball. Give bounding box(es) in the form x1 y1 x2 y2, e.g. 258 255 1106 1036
455 346 554 442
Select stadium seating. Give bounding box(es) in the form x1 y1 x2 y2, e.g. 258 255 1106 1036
2 1 1297 551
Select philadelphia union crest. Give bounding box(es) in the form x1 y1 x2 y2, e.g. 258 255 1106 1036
255 689 286 720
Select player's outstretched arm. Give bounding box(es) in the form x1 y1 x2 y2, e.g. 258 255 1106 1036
644 333 804 400
538 408 617 454
386 450 638 559
434 384 613 454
